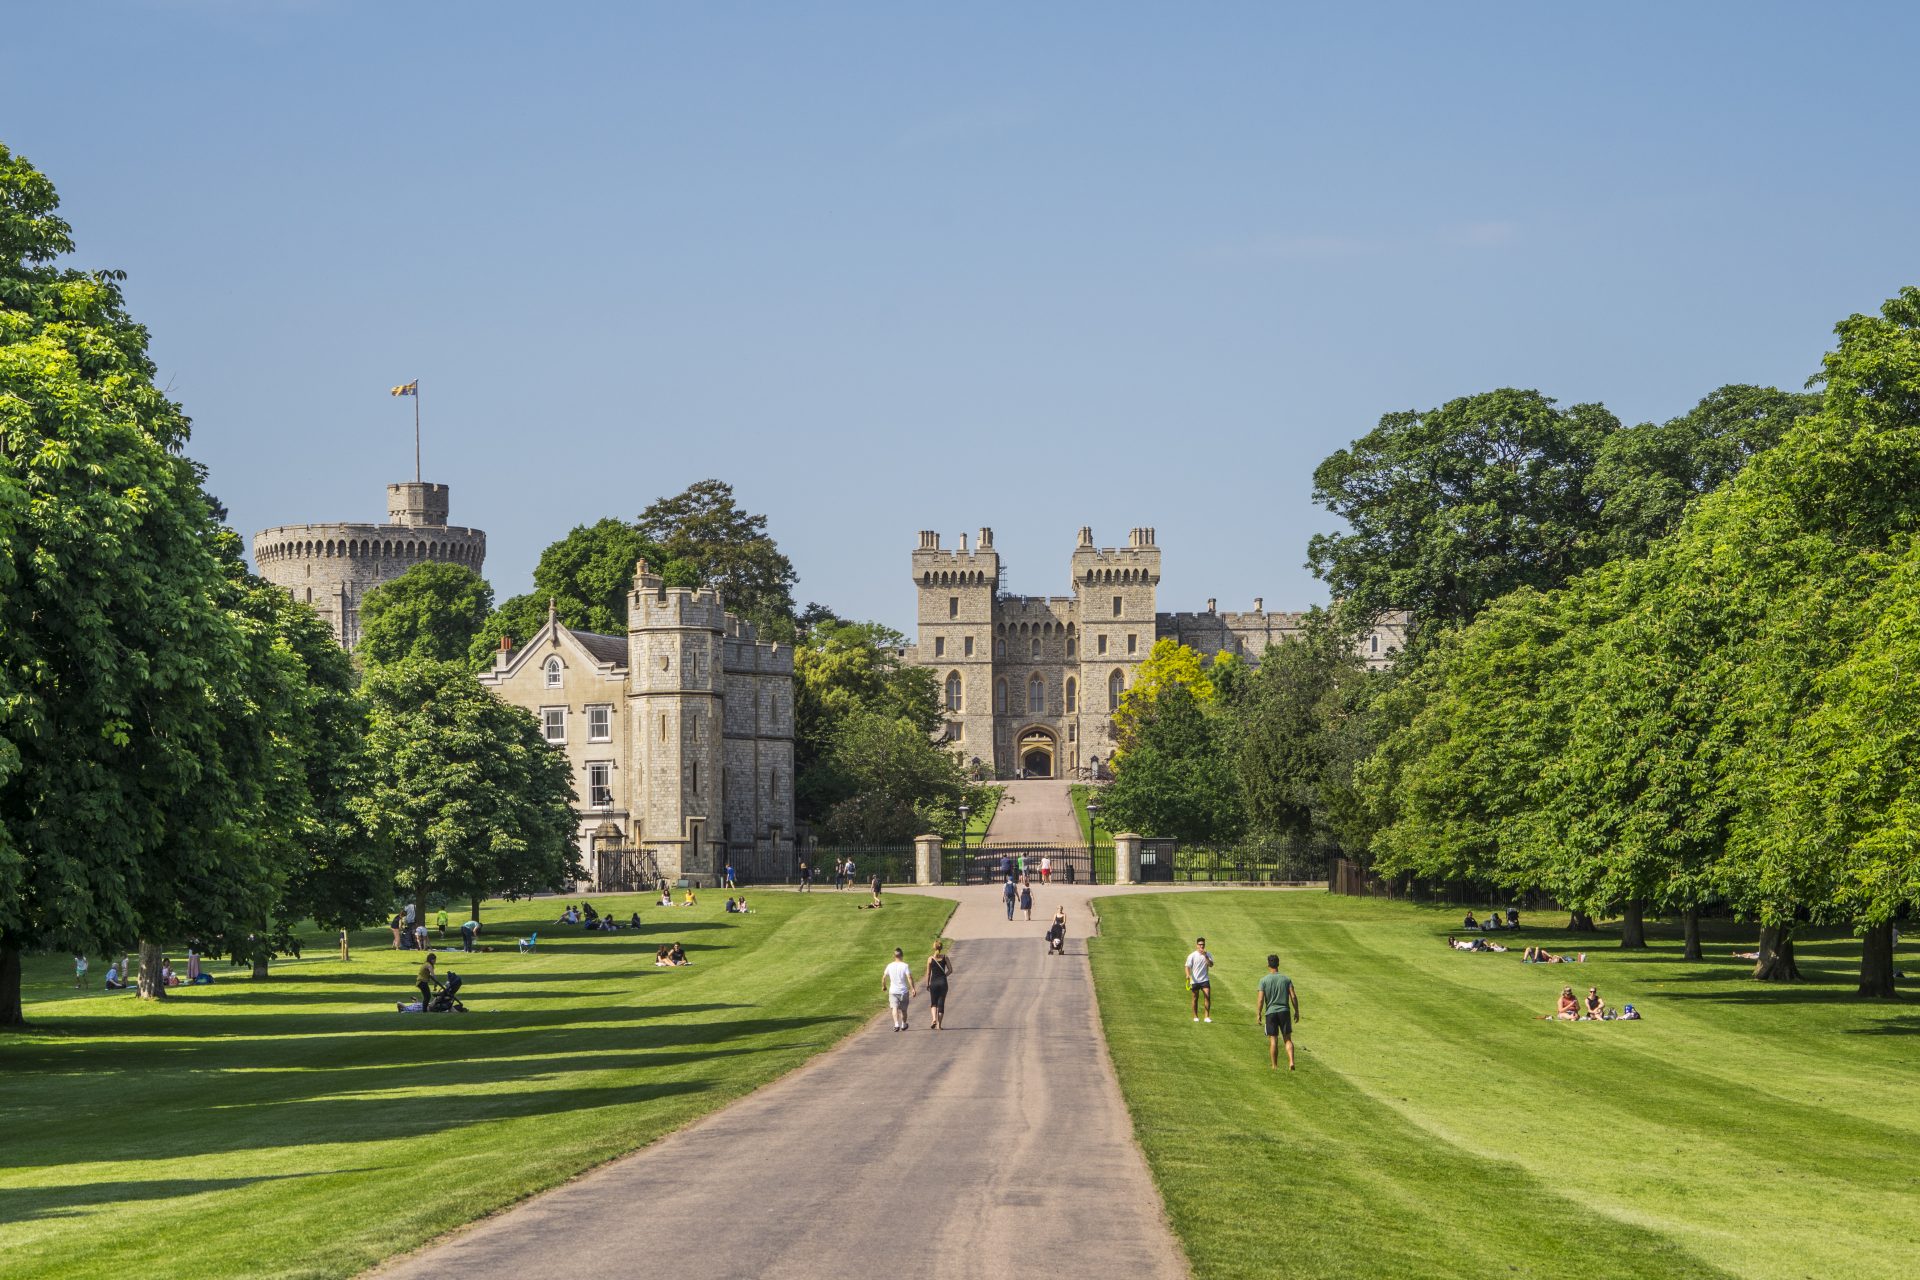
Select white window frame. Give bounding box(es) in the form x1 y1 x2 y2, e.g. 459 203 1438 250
587 761 613 809
542 706 567 743
544 657 564 688
587 704 612 742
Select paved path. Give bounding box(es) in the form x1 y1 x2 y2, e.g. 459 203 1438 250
375 880 1187 1280
980 779 1082 845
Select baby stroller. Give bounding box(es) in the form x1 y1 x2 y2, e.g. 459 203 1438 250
426 971 467 1013
1045 920 1067 956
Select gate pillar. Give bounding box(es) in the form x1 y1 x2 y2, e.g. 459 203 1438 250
914 833 944 886
1113 832 1142 886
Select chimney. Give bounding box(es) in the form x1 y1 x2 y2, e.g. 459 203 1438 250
1207 598 1216 614
959 531 969 552
1254 597 1264 613
979 527 994 549
1077 526 1093 548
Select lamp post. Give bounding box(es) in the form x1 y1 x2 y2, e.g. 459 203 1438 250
957 802 971 884
1085 796 1101 885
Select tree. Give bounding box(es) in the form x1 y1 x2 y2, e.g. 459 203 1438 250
1103 683 1242 846
637 479 797 635
0 146 284 1023
468 518 694 667
1308 389 1620 642
1111 639 1216 750
794 619 944 826
358 561 493 666
817 708 979 844
352 661 581 924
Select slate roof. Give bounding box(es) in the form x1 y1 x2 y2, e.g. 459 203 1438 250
570 629 628 668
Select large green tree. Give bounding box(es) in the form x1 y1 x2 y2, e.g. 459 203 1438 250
816 707 979 844
352 661 580 924
468 518 695 667
358 561 493 666
793 618 943 827
1102 682 1241 847
637 479 797 635
0 146 290 1022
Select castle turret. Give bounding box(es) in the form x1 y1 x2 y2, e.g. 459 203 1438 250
911 530 1000 768
627 560 727 883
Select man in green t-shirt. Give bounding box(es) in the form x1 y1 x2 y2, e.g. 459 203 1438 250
1256 954 1301 1071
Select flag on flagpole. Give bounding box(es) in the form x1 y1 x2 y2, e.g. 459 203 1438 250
391 381 418 397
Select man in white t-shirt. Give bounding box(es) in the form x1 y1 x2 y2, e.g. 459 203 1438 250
883 947 916 1031
1184 936 1215 1023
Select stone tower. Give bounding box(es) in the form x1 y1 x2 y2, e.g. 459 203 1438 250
1070 526 1161 764
253 481 486 649
627 561 728 883
911 528 1000 767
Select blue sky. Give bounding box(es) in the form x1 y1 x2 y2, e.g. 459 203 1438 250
7 3 1918 629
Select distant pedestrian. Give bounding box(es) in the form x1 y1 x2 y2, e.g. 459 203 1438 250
437 909 449 937
998 854 1013 881
390 914 404 949
883 947 916 1031
460 919 479 952
1040 856 1052 884
73 954 89 989
1019 877 1033 921
1185 936 1215 1023
724 862 737 889
870 872 884 907
923 941 953 1030
1003 876 1018 921
1257 954 1300 1070
799 860 812 892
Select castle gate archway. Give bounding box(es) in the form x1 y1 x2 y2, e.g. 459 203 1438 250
1018 727 1056 778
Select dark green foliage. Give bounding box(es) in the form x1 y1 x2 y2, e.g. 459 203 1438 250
793 618 946 828
1102 683 1241 846
468 518 695 667
637 479 797 637
358 561 493 666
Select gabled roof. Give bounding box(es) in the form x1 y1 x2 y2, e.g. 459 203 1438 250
478 602 628 684
572 630 627 666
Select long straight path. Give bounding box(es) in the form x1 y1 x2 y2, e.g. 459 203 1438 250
374 880 1186 1280
979 778 1082 845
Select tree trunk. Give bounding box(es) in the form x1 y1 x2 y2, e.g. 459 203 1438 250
1858 921 1896 998
1681 907 1703 962
137 940 168 1000
1752 926 1800 981
471 895 481 924
251 952 270 980
0 945 24 1028
1566 911 1597 932
1620 901 1648 949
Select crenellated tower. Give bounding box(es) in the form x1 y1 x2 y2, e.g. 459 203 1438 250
911 529 1000 768
627 560 728 882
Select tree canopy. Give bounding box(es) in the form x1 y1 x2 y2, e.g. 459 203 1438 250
359 561 493 666
637 479 797 636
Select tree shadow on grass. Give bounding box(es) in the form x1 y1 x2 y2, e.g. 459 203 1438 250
0 1171 350 1222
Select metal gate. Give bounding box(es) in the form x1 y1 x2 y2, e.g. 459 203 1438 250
594 847 662 893
1138 839 1176 882
965 844 1093 886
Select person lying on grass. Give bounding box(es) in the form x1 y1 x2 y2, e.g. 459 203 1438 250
1448 936 1507 953
1524 945 1584 964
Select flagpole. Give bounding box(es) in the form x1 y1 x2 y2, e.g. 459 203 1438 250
414 380 422 483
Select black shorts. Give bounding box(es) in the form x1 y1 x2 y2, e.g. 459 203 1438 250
1265 1009 1292 1038
1190 980 1211 993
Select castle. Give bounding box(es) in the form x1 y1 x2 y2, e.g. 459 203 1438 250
478 562 795 887
903 527 1406 779
253 481 487 650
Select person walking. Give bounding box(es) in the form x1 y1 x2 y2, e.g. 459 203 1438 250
73 954 89 989
923 941 953 1030
1019 876 1034 921
436 908 449 938
1002 875 1018 921
883 947 916 1031
724 861 736 890
1184 936 1215 1023
1040 855 1051 885
798 860 811 892
416 952 440 1009
1256 954 1300 1070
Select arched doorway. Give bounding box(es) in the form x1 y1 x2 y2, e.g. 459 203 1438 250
1018 727 1056 778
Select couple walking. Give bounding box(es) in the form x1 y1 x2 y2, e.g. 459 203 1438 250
883 942 954 1031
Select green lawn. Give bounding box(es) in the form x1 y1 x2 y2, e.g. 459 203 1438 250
1090 891 1920 1280
0 891 952 1280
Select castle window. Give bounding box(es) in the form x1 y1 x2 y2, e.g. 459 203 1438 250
1097 635 1108 655
995 679 1008 714
1127 633 1137 654
544 657 563 688
588 762 612 809
1065 677 1077 713
1108 669 1124 711
1030 637 1040 658
587 704 612 742
1066 634 1076 657
946 671 964 711
542 707 567 743
1370 634 1380 654
934 636 946 658
1028 675 1045 713
995 638 1006 658
1112 595 1123 617
947 722 963 742
964 635 975 657
691 761 699 793
949 596 959 618
1068 724 1076 742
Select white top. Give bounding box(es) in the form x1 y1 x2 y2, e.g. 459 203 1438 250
884 960 912 996
1185 950 1212 984
1040 857 1051 868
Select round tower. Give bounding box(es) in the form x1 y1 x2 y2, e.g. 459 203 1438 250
253 482 487 650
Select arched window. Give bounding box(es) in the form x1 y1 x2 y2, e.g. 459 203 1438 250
945 671 963 711
995 638 1006 658
1065 677 1077 713
995 679 1008 714
1066 633 1077 657
1028 675 1045 713
1108 669 1124 711
544 657 563 688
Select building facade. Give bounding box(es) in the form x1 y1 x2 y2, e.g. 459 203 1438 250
253 481 487 650
479 561 795 887
903 526 1407 779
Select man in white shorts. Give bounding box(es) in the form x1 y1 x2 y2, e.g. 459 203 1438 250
883 947 916 1031
1184 936 1215 1022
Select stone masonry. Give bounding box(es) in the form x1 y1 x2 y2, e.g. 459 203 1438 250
904 526 1407 779
252 481 487 649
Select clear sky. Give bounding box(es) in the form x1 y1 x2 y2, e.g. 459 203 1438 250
7 3 1918 630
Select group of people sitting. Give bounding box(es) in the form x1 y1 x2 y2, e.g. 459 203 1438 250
1522 945 1585 964
653 942 691 967
1551 984 1639 1021
723 896 751 914
1463 909 1521 931
658 887 698 908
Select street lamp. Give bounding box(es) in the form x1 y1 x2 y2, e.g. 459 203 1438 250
957 802 970 884
1085 797 1101 886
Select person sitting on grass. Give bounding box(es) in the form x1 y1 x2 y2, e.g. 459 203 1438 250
629 912 642 929
668 942 689 966
682 888 698 908
103 963 128 990
654 945 673 967
735 896 750 914
724 897 738 913
1584 986 1608 1020
658 888 673 908
583 901 599 922
558 905 578 924
1555 986 1580 1020
1463 911 1479 930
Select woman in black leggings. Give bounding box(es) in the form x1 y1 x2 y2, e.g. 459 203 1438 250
923 942 953 1031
